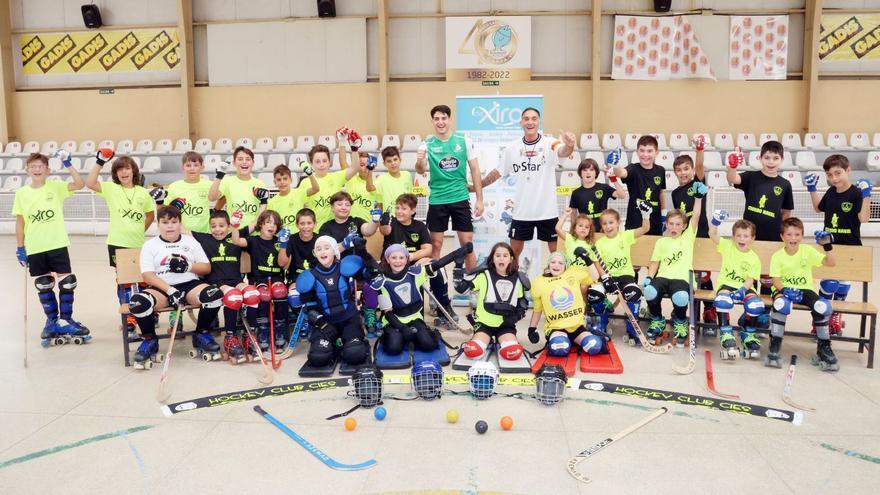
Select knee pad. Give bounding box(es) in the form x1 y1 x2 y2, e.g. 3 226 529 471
586 285 606 305
242 285 260 307
547 334 571 356
34 274 55 292
622 283 642 303
499 340 524 361
413 327 438 352
644 284 658 301
58 274 77 293
383 328 404 355
743 294 765 317
222 288 243 310
813 298 833 317
257 284 271 302
819 279 839 298
341 338 369 365
129 293 156 318
288 287 303 308
772 296 792 315
580 334 604 356
714 292 734 312
671 290 689 308
199 285 224 308
463 339 487 358
308 335 335 367
835 281 851 299
270 281 287 301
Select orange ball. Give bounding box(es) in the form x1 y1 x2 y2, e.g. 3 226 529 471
344 417 357 431
500 416 513 430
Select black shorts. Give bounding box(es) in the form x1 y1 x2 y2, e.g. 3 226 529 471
28 247 72 277
107 245 125 268
147 279 204 301
650 277 690 299
426 200 473 233
473 322 517 339
508 218 558 242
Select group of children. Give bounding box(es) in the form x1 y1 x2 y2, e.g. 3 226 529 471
12 127 872 373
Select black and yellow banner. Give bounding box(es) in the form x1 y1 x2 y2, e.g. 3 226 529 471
20 28 180 74
819 14 880 60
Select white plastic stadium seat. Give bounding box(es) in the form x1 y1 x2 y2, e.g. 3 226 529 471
668 133 690 150
826 133 848 149
141 156 161 173
136 139 154 153
746 151 761 170
381 135 401 150
78 140 96 154
266 154 286 170
274 136 294 152
23 141 40 154
173 139 192 152
83 157 99 172
98 139 114 151
559 150 581 171
559 171 580 188
360 135 379 152
2 142 21 156
194 138 212 153
318 135 336 149
713 133 734 149
795 151 821 171
254 137 273 152
288 153 308 167
602 133 622 150
40 141 59 155
155 139 172 153
5 157 24 173
705 171 727 188
655 151 674 168
651 134 668 150
295 136 315 153
736 133 757 150
402 134 422 151
872 133 880 149
803 133 828 150
251 155 265 171
781 171 803 188
257 172 275 185
702 151 723 170
759 133 778 146
203 154 222 172
3 175 22 191
214 138 233 153
781 133 802 150
116 139 134 154
60 140 77 154
48 157 62 172
624 133 640 150
235 137 253 149
865 151 880 171
664 170 675 185
780 152 796 170
850 133 870 150
579 133 600 151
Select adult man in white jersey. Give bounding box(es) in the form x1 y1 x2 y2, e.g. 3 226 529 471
480 107 576 257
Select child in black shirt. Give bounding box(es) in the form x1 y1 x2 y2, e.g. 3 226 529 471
318 190 379 257
378 193 432 262
568 157 626 230
612 135 666 235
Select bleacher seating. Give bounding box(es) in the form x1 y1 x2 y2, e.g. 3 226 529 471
155 139 173 153
624 133 639 150
381 135 400 150
5 157 24 173
78 140 96 155
41 141 59 155
759 133 778 146
3 142 22 156
61 140 77 154
173 139 192 153
668 133 689 150
23 141 40 155
360 135 379 152
214 138 233 153
2 175 22 191
736 133 757 149
559 150 581 170
254 137 273 152
194 138 212 153
97 140 114 151
578 133 600 150
782 133 802 150
136 139 154 153
804 133 828 150
116 140 134 154
713 133 733 149
318 135 336 149
235 137 253 149
266 154 286 170
141 156 161 173
827 133 848 149
402 134 422 151
295 136 315 152
274 136 294 152
795 151 821 170
867 151 880 171
602 133 622 150
851 133 870 150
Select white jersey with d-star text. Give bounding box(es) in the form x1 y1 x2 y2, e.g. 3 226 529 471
500 134 561 221
140 234 209 285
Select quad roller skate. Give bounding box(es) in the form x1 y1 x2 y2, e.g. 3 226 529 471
433 304 460 330
646 316 667 345
764 336 782 368
363 308 380 339
740 330 761 359
133 338 161 370
222 334 247 364
719 327 738 360
190 331 222 361
42 319 92 346
812 339 839 372
672 319 688 348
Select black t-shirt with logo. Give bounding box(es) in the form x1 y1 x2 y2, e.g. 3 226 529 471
286 235 317 277
623 163 666 234
734 171 794 242
383 218 431 253
569 183 617 230
245 235 283 283
818 185 863 246
192 230 246 285
319 216 366 257
671 179 710 238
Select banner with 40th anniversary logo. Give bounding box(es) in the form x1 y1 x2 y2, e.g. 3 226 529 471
446 16 531 82
19 28 180 75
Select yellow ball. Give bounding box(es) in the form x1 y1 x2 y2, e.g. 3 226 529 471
446 409 459 423
344 417 357 431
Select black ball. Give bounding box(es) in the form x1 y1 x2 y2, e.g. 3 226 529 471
475 420 488 434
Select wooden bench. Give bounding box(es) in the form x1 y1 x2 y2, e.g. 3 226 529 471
621 236 877 368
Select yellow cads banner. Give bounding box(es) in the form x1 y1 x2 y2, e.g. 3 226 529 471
819 14 880 60
20 28 180 74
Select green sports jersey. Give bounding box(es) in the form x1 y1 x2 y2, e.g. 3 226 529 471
12 180 72 255
166 178 212 233
564 233 593 270
267 188 308 232
219 175 267 226
345 174 377 222
769 244 825 291
374 171 413 210
716 238 762 290
594 229 636 278
97 182 153 248
425 132 474 205
652 225 696 282
299 170 346 230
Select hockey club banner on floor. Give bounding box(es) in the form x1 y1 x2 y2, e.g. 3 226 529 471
446 16 531 82
19 28 180 75
612 15 715 81
455 95 544 282
729 16 789 80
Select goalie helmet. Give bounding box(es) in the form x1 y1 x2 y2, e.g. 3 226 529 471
468 360 499 400
349 365 383 407
535 364 567 406
411 360 443 400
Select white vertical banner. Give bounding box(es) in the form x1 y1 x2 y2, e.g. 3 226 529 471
446 17 531 82
729 15 789 80
612 15 715 80
454 95 545 284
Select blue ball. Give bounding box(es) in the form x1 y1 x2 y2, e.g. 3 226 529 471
374 406 387 421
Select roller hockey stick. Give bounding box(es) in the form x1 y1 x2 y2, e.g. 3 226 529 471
157 305 184 403
268 278 281 370
585 247 671 354
254 405 377 471
22 267 28 368
704 350 739 399
567 407 668 483
241 312 274 385
672 271 697 374
424 286 470 335
782 355 815 412
278 307 307 360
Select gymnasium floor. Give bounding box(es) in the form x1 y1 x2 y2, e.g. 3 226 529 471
1 234 878 495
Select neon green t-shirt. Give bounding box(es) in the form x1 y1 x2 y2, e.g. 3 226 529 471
594 229 636 278
300 170 346 230
345 174 377 222
716 238 762 290
531 268 592 332
652 225 696 281
564 233 593 270
267 188 309 232
425 132 475 205
219 175 267 226
166 178 212 233
374 171 413 210
97 182 153 248
770 244 825 291
472 271 525 328
12 180 72 255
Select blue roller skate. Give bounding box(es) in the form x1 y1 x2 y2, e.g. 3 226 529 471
190 331 222 361
53 318 92 345
133 338 161 370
